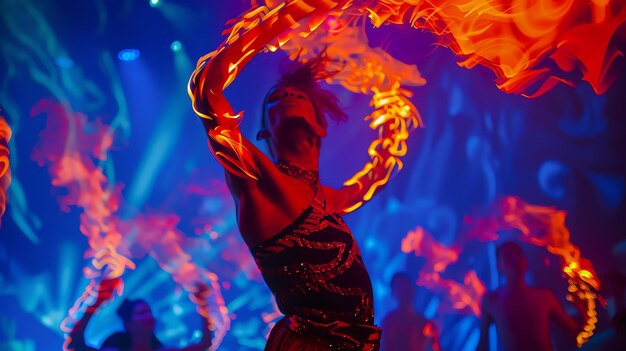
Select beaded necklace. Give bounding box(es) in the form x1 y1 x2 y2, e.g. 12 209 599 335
275 159 320 191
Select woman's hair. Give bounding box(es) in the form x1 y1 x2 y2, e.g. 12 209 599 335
275 50 348 124
258 50 348 140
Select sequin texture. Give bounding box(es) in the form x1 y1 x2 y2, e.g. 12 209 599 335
251 188 379 348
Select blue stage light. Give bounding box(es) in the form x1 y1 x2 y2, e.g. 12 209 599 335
170 41 182 52
117 49 140 61
55 56 74 68
150 0 160 7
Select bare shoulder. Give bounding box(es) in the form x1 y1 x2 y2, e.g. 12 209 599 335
222 143 280 196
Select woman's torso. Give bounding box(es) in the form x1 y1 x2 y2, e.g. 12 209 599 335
249 187 375 325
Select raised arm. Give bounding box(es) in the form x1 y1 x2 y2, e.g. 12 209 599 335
188 1 341 180
67 279 121 351
67 310 98 351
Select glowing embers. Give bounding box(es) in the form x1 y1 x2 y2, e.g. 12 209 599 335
401 226 487 316
0 112 11 226
468 196 600 346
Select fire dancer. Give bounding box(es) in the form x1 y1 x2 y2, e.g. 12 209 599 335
189 46 395 349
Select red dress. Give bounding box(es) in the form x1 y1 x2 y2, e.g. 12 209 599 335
251 189 381 350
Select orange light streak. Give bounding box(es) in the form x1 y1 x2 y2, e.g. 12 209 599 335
197 0 623 215
189 2 341 182
31 100 229 349
31 100 134 283
468 195 601 346
191 0 618 340
0 114 12 226
189 1 424 212
281 20 424 211
31 101 137 350
401 226 487 316
359 0 626 96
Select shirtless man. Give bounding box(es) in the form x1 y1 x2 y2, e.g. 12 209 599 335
381 273 433 351
477 242 583 351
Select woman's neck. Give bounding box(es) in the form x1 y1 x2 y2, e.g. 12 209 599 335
275 138 319 171
275 158 320 191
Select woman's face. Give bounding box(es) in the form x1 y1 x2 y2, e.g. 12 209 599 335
265 86 326 138
129 301 155 331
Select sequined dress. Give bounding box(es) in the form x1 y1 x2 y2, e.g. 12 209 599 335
251 188 381 350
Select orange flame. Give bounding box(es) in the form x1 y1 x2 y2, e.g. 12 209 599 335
281 21 425 211
500 196 599 346
188 1 348 182
360 0 626 96
499 196 600 291
192 0 623 216
31 100 228 349
402 226 487 316
0 113 11 226
115 214 230 342
271 0 624 97
31 100 136 350
467 195 600 346
190 1 424 213
31 100 133 282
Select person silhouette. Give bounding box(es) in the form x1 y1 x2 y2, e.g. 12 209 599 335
381 272 435 351
477 241 585 351
68 279 212 351
188 41 404 348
